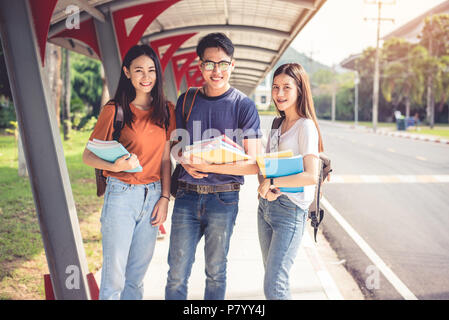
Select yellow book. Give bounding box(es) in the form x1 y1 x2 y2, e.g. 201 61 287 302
184 138 251 164
192 148 251 164
256 149 293 175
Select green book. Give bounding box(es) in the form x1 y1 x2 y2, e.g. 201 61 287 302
86 139 142 173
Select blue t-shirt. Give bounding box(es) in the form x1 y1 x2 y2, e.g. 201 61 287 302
175 87 261 186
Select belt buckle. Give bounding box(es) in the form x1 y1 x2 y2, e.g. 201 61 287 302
197 185 209 194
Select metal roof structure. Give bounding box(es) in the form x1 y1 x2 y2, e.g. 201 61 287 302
46 0 326 96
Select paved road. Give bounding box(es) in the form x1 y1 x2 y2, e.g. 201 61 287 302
260 115 449 300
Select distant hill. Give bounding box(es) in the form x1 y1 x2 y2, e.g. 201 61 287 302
273 46 331 75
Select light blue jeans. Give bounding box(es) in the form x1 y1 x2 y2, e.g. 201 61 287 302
258 195 308 300
99 177 161 300
165 189 239 300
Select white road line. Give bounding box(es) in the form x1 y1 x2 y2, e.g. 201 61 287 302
328 175 449 183
396 175 418 183
321 197 418 300
361 175 382 183
434 175 449 182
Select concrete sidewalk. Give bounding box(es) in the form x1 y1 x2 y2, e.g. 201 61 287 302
135 175 344 300
94 175 345 300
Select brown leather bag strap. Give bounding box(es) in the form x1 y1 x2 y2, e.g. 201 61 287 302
112 104 124 141
181 87 200 127
271 116 285 130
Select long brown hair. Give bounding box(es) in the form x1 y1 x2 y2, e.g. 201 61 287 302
273 63 324 152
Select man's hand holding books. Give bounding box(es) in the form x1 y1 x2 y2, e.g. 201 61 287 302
179 153 210 179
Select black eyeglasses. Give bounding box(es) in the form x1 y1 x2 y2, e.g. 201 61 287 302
201 60 232 71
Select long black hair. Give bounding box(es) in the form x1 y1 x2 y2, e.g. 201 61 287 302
109 44 169 130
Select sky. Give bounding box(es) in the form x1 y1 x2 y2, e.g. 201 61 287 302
291 0 447 66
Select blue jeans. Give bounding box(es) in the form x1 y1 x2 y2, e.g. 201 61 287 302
99 177 161 300
165 189 239 300
258 195 307 300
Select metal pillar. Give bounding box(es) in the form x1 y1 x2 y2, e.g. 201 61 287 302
180 76 188 93
164 60 179 103
94 9 122 95
0 0 91 299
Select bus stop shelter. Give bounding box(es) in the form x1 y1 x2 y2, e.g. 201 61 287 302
0 0 325 299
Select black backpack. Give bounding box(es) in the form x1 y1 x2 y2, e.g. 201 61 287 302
271 116 332 242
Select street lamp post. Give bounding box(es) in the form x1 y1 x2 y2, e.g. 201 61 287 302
372 1 382 132
365 0 395 132
331 64 336 122
354 71 359 126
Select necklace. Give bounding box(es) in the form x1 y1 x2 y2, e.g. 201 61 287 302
134 104 151 110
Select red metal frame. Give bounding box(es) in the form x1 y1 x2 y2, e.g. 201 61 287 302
186 65 204 88
50 18 102 59
28 0 58 66
150 33 197 72
44 272 99 300
171 51 198 90
112 0 180 60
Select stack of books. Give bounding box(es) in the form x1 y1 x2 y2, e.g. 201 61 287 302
183 134 250 164
257 150 304 193
86 139 143 172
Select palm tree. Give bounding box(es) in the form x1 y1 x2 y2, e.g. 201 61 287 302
381 39 427 119
419 14 449 128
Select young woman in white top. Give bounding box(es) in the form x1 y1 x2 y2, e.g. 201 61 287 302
257 63 324 300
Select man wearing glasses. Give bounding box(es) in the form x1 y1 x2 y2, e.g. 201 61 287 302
165 33 262 300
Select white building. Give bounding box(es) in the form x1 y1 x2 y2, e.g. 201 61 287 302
251 70 272 110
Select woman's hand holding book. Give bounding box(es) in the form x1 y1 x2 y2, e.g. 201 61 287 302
113 153 140 172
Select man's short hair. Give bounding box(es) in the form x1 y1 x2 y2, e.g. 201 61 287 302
196 33 234 60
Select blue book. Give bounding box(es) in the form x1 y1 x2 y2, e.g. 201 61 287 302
86 139 142 173
260 155 304 193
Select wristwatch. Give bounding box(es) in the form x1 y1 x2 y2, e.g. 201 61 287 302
270 178 274 186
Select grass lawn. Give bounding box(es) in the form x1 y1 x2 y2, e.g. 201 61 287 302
417 127 449 139
338 120 449 139
0 130 103 299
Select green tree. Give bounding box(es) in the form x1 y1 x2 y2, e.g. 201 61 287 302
311 68 356 121
71 52 103 118
419 14 449 127
381 38 427 118
434 55 449 123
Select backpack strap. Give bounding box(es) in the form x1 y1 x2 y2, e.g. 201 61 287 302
95 103 124 197
309 156 325 242
112 103 124 141
271 116 285 130
309 153 332 242
181 87 200 128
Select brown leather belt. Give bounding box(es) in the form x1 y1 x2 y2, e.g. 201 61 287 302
178 181 240 194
